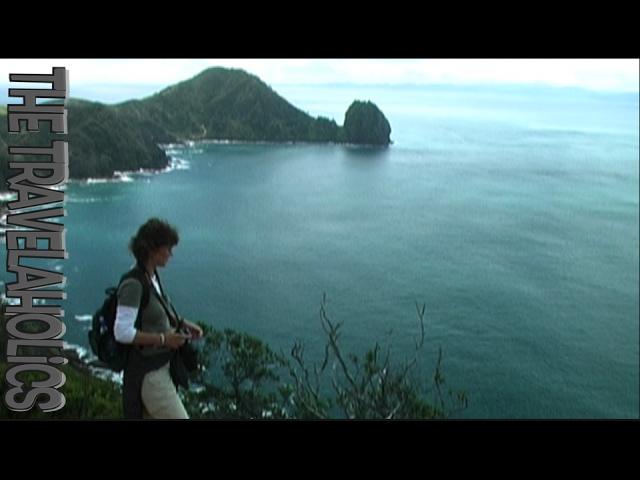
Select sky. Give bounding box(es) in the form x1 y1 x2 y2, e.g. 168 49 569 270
0 59 638 103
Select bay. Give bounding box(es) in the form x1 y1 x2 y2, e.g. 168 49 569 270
2 84 638 418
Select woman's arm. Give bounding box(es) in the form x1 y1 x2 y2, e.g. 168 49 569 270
114 304 171 347
133 328 189 349
115 279 189 349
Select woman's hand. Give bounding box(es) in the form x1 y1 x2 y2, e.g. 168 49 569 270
164 329 190 350
181 319 204 339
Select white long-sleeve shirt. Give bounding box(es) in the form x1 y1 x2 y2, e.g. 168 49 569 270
114 274 162 344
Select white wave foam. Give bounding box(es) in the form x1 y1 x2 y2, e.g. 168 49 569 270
157 156 191 174
85 178 110 184
0 294 61 306
159 142 186 150
75 314 93 322
89 367 123 384
62 341 123 385
0 294 20 306
164 149 183 156
113 171 134 182
82 173 133 185
169 157 191 171
63 341 90 359
133 169 155 176
65 196 104 204
4 142 193 195
2 185 66 195
0 192 17 201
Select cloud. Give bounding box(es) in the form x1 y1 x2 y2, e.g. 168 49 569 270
0 59 637 93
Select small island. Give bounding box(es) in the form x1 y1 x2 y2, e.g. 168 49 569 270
0 67 392 187
344 100 392 145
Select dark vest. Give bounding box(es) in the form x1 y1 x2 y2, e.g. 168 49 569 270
120 265 188 419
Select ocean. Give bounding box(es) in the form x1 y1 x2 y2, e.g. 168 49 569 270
2 83 638 418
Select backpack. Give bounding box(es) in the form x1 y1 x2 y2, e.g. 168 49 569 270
88 267 150 372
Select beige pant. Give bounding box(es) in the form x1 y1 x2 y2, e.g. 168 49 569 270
141 362 189 419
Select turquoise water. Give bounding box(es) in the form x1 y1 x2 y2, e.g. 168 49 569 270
3 84 638 418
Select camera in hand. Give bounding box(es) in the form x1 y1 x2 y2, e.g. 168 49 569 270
176 327 199 372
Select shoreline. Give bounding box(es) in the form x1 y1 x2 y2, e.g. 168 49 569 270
0 138 391 200
0 149 190 199
61 342 123 386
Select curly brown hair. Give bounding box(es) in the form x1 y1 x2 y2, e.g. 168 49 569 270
129 218 179 264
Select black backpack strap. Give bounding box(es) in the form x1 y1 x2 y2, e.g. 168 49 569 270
151 269 182 329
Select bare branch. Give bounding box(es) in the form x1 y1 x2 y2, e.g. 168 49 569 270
320 297 358 390
414 301 426 350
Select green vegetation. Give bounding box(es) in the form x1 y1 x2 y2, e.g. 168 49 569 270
0 99 170 188
0 68 392 188
0 302 122 419
0 362 122 419
1 298 466 419
183 327 289 419
119 68 329 142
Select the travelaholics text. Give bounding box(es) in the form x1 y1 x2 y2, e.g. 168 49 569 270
4 67 69 412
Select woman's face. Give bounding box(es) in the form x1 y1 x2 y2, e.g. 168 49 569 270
151 244 174 267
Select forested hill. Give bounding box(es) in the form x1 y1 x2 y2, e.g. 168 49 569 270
0 67 392 187
0 98 171 183
117 68 342 143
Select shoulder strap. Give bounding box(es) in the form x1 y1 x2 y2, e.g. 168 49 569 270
119 265 151 329
152 269 182 329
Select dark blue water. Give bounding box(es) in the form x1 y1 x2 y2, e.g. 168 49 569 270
2 85 638 418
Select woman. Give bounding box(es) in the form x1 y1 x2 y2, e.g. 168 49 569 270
114 218 203 419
